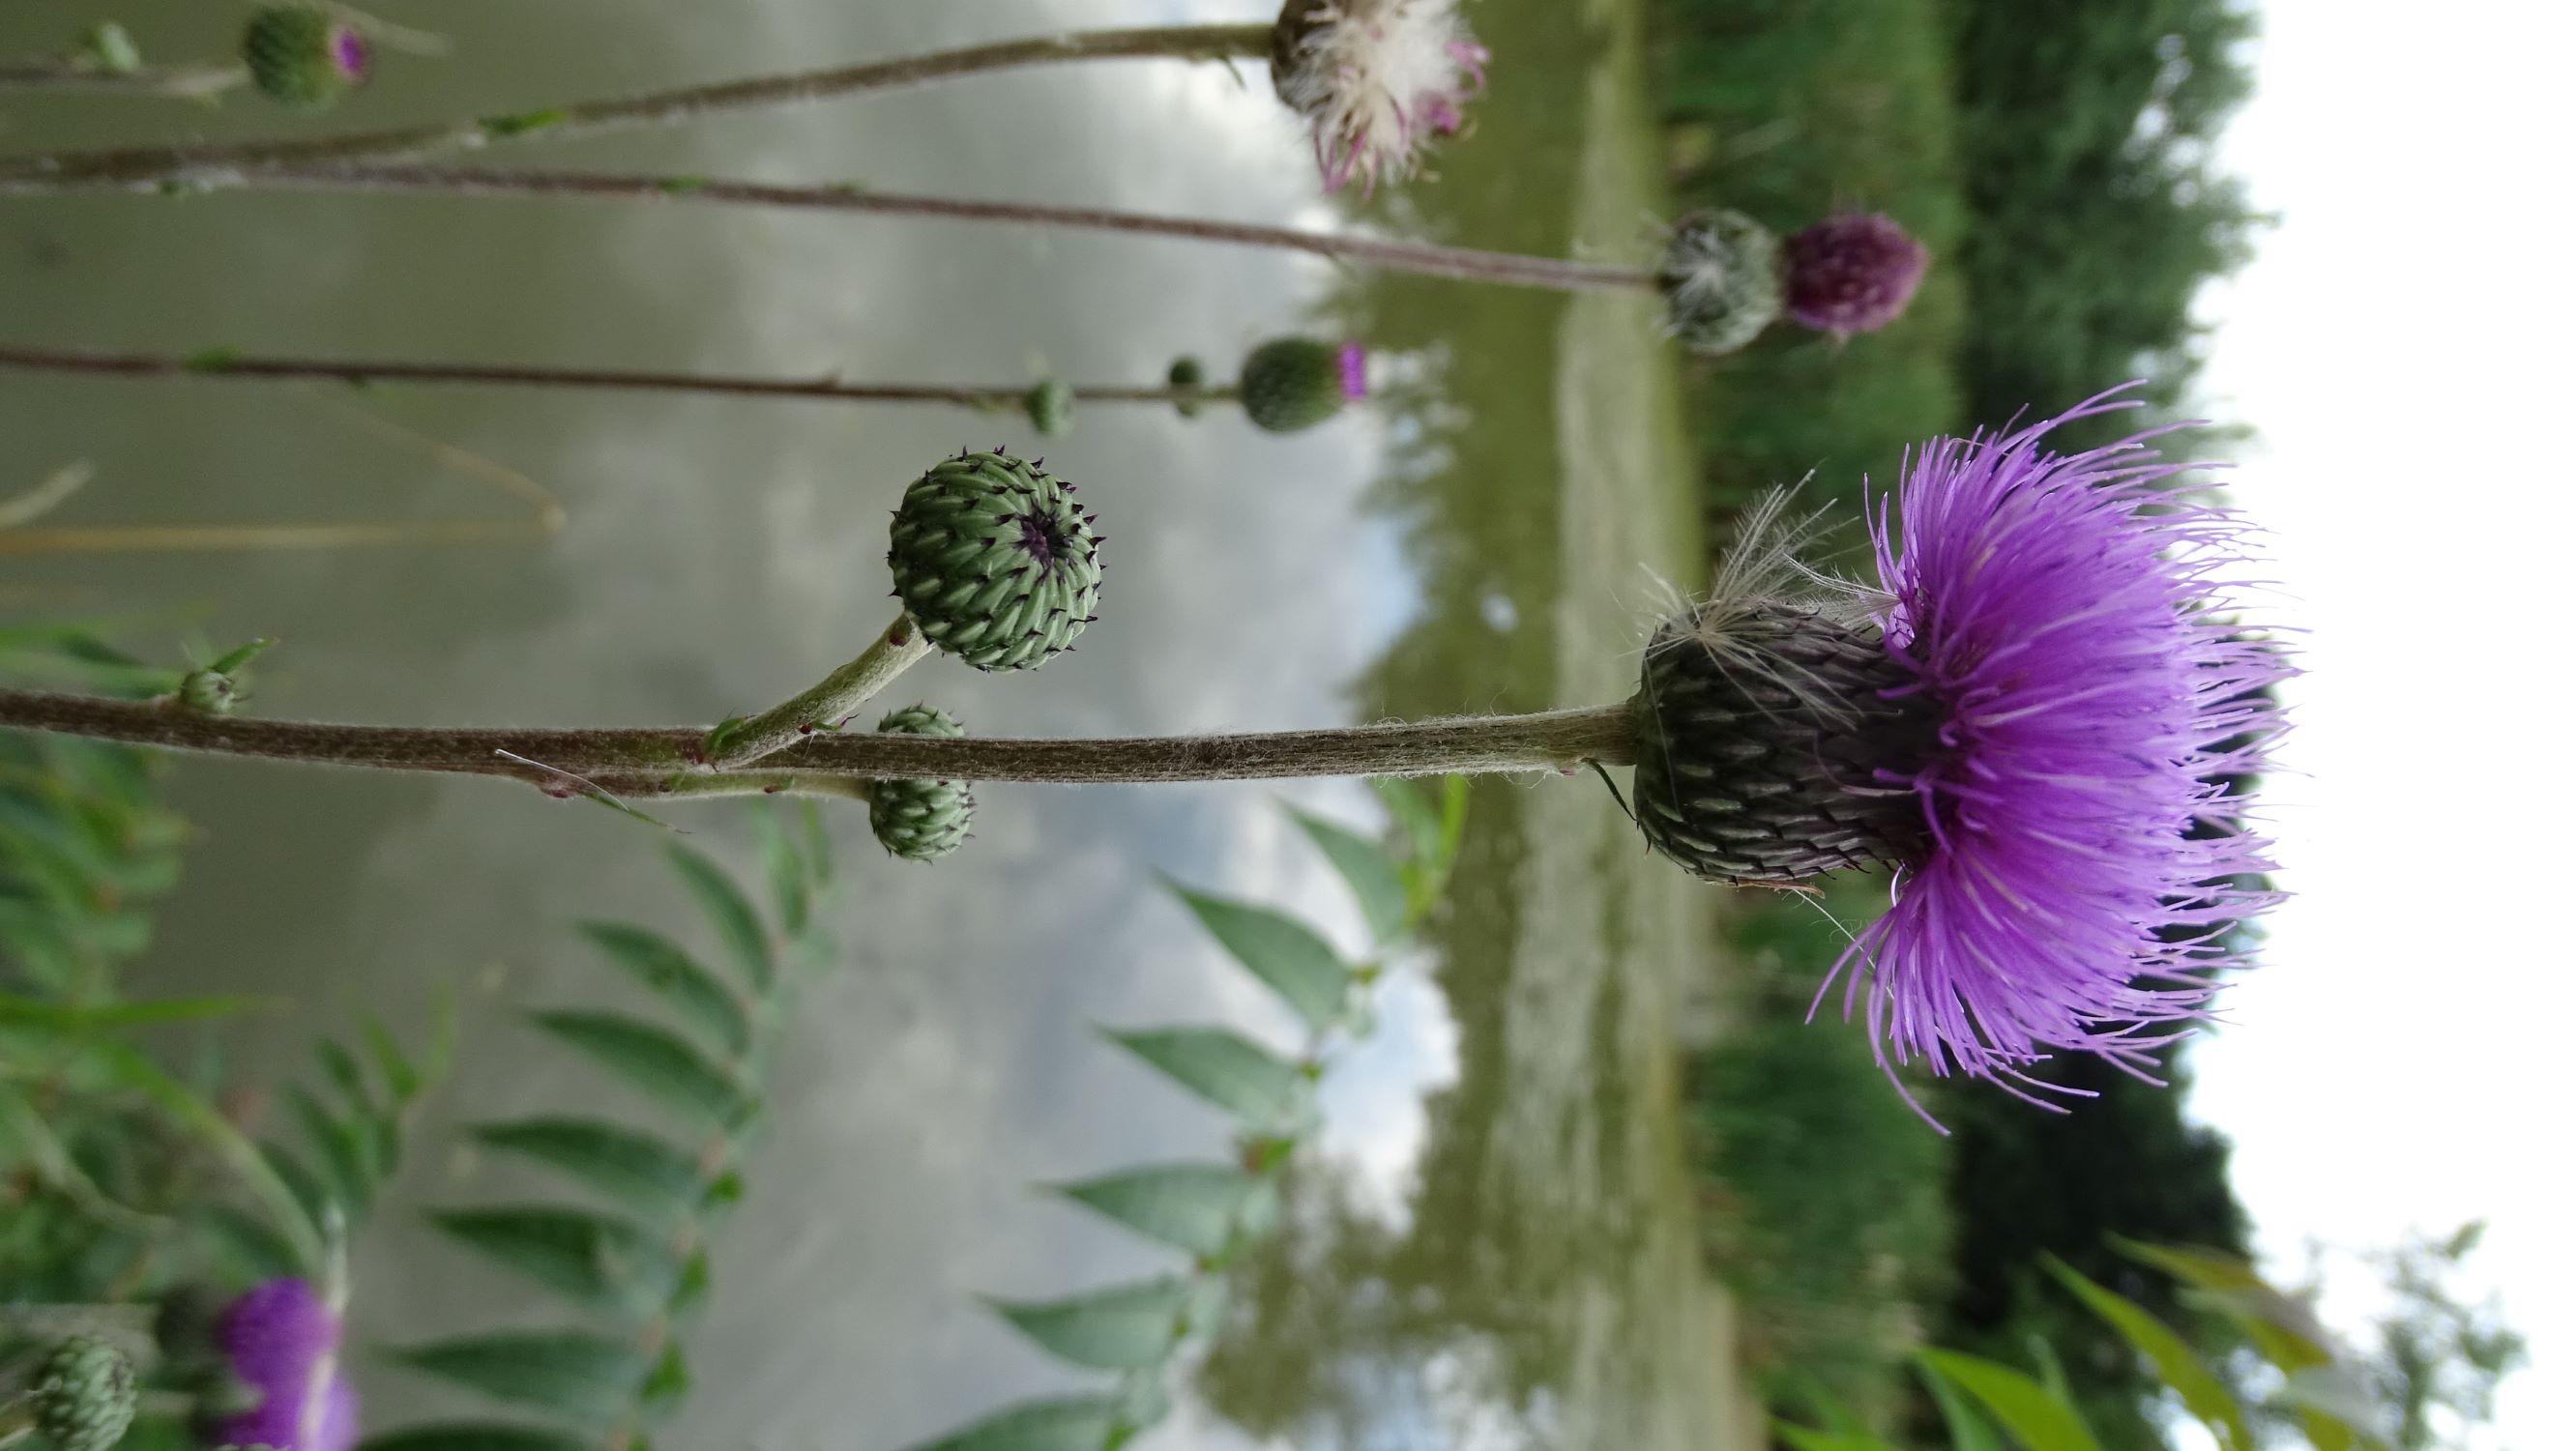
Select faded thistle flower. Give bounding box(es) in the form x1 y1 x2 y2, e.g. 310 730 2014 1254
241 7 369 110
1783 212 1930 335
1656 210 1786 356
1632 392 2284 1107
213 1279 360 1451
1271 0 1489 193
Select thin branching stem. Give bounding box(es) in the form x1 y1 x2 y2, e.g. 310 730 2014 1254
0 343 1236 409
0 24 1273 192
0 688 1643 795
0 59 246 100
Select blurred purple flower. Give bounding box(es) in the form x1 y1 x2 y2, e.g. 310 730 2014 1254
329 27 369 81
215 1279 359 1451
1337 343 1369 400
1783 212 1929 334
1830 391 2286 1108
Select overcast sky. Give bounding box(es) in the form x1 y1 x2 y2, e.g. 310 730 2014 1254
2187 2 2574 1444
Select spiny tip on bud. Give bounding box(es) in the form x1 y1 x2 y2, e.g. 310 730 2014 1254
867 705 974 862
1656 210 1785 357
1238 337 1365 433
887 450 1102 672
30 1337 138 1451
242 6 368 110
1022 378 1075 438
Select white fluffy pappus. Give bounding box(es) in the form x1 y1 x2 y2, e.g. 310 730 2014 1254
1272 0 1489 193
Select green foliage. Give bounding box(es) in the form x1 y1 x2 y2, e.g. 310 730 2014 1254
361 814 835 1451
1683 882 1953 1428
908 781 1468 1451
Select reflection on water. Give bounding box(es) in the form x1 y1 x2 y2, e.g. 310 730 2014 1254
4 0 1749 1445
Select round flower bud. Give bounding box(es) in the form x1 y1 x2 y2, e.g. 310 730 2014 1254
867 705 974 862
1657 211 1785 357
1022 378 1075 437
888 450 1102 672
1239 338 1366 434
30 1337 137 1451
241 6 369 110
1783 212 1929 335
1167 356 1209 419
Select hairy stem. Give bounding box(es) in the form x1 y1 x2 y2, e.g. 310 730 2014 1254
158 165 1655 291
0 59 246 100
0 24 1274 191
0 688 1642 792
708 615 933 769
0 343 1238 409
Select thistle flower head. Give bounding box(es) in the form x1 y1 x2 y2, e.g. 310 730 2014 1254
1271 0 1489 193
1238 336 1365 432
1656 211 1786 356
867 705 975 862
1783 212 1930 335
241 7 369 110
29 1336 137 1451
1634 392 2285 1106
214 1279 360 1451
887 450 1102 672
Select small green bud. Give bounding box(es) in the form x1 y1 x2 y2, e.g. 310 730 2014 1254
1656 210 1785 356
1023 378 1076 437
242 6 369 110
174 638 273 715
29 1337 137 1451
867 705 974 862
84 23 144 75
887 450 1102 673
1238 337 1365 434
1166 356 1209 419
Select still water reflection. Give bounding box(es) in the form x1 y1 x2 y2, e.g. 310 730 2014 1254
3 0 1749 1444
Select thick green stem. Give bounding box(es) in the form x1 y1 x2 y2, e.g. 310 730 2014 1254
708 615 933 769
0 687 1641 794
0 24 1274 192
0 59 246 100
0 343 1238 409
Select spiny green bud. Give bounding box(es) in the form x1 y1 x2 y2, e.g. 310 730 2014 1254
868 705 974 862
1656 210 1785 356
888 450 1102 672
29 1337 137 1451
173 639 273 716
1167 356 1209 419
1238 337 1365 434
1023 378 1075 437
242 6 369 110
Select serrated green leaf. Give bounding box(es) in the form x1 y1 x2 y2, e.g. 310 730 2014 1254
902 1395 1127 1451
78 1038 320 1270
1773 1426 1899 1451
286 1084 373 1215
388 1332 654 1426
356 1425 600 1451
756 809 812 937
1056 1163 1269 1257
427 1206 679 1318
666 846 773 992
528 1010 751 1128
0 990 260 1030
1170 888 1351 1031
316 1037 373 1113
638 1342 690 1418
470 1118 712 1226
1919 1361 2005 1451
194 1202 304 1283
365 1018 422 1102
989 1276 1191 1371
1291 810 1408 943
1370 777 1446 869
1918 1350 2102 1451
1106 1027 1307 1126
2045 1258 2250 1451
577 922 749 1058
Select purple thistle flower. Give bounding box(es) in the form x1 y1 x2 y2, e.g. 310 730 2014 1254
1631 391 2285 1115
1337 343 1370 401
214 1279 361 1451
1783 212 1930 335
1833 392 2285 1103
329 26 369 81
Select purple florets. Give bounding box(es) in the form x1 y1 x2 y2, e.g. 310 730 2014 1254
1831 392 2285 1105
1783 213 1929 334
329 26 369 80
215 1278 360 1451
1337 343 1369 400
